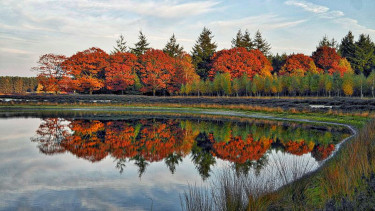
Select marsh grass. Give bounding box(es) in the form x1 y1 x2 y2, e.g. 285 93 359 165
181 167 278 211
182 120 375 210
271 119 375 209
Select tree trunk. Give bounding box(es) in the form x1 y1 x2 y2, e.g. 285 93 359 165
153 89 156 96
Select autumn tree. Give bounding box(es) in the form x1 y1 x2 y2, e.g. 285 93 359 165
312 46 341 72
131 31 150 56
253 30 271 56
280 54 319 76
62 47 108 94
112 34 128 54
105 52 138 94
342 72 354 96
163 34 184 58
191 27 217 80
209 47 273 80
170 53 199 94
32 54 67 93
138 49 174 96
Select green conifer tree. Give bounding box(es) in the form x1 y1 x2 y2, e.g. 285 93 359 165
131 31 150 56
191 27 217 80
254 30 271 56
163 34 184 58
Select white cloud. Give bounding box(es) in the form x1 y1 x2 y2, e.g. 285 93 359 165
72 0 221 19
210 14 306 31
334 17 375 34
285 0 344 19
285 0 329 14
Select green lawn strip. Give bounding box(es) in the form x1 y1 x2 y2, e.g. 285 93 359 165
0 104 369 128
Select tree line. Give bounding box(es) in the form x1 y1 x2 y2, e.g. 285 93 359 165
0 76 38 94
29 28 375 97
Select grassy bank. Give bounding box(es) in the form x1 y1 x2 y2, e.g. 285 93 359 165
269 119 375 210
0 102 370 128
181 120 375 210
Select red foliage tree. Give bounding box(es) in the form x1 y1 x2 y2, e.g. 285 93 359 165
62 47 109 94
280 54 320 76
209 47 273 80
105 52 138 94
32 54 67 93
312 46 341 73
138 49 175 96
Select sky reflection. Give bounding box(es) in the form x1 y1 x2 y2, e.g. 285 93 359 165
0 117 349 210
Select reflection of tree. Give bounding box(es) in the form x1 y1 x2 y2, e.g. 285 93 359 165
132 155 149 178
30 118 70 154
31 118 341 179
212 135 272 164
284 140 314 156
311 144 335 161
62 120 108 162
165 153 183 174
191 133 216 180
115 158 127 174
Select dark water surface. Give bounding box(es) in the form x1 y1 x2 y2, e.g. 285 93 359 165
0 113 351 210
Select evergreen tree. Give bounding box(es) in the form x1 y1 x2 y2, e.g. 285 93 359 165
131 31 150 56
254 30 271 56
112 34 127 54
191 27 217 80
339 31 356 60
352 34 375 76
163 34 184 58
318 35 338 49
231 29 254 51
271 53 287 74
242 30 254 51
231 29 243 48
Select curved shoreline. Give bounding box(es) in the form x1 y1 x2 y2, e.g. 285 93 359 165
1 106 358 166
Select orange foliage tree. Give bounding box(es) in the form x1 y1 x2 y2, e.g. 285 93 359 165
32 54 67 93
105 52 138 94
312 46 351 76
138 49 175 96
62 47 109 94
169 53 200 94
209 47 273 80
280 54 320 76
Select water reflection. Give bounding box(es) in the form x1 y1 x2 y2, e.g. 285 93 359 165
31 117 349 180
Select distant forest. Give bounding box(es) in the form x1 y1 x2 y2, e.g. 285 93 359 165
4 28 375 97
0 77 38 94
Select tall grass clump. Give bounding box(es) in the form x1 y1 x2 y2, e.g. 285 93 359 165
271 119 375 209
181 167 277 211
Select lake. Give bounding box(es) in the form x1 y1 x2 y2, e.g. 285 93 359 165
0 111 351 210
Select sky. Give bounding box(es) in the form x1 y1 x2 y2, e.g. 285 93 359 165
1 0 375 77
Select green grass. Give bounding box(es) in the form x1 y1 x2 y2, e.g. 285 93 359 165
0 103 369 128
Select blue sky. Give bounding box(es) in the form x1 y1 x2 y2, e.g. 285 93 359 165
1 0 375 76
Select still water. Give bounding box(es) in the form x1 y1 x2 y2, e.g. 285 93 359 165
0 113 350 210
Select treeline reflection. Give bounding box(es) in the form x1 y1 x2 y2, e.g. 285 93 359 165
31 118 348 179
